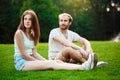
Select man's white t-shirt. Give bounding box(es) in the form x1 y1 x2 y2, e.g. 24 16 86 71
48 28 81 60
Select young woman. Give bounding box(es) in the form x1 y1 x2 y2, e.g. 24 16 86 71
14 9 97 71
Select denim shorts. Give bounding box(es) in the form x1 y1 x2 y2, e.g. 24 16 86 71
14 56 27 71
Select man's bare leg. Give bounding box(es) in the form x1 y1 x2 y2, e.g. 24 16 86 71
61 47 86 63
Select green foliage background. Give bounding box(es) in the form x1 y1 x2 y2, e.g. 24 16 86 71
0 0 120 43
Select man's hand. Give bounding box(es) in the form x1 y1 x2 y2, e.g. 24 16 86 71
79 48 88 58
86 47 93 55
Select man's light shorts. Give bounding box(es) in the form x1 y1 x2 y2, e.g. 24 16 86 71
55 52 70 62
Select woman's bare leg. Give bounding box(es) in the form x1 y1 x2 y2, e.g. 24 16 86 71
22 60 85 71
22 53 97 71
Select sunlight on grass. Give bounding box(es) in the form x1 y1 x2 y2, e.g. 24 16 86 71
0 41 120 80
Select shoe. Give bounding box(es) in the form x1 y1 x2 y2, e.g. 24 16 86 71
92 53 98 68
82 53 98 70
97 61 108 67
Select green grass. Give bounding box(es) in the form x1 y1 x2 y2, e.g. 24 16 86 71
0 41 120 80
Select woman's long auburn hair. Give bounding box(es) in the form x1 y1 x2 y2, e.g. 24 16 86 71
18 9 40 46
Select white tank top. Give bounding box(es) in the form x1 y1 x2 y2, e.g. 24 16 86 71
14 30 34 57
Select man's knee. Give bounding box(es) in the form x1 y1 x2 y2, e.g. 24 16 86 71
61 47 74 59
63 47 73 53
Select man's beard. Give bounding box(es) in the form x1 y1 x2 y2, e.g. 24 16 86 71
60 25 68 30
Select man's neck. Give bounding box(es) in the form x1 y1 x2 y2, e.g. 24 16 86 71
60 28 68 38
60 29 67 34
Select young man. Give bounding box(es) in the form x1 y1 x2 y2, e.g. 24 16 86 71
48 13 98 65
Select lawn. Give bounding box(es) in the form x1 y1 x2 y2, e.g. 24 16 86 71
0 41 120 80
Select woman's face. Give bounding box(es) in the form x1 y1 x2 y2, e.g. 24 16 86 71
24 14 32 29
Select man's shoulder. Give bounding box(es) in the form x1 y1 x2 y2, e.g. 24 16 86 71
51 28 59 32
68 30 80 36
68 30 76 34
49 28 59 37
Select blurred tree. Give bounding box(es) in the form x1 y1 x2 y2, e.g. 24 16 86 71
0 0 14 43
76 11 95 40
20 0 60 42
1 0 119 43
0 0 24 43
90 0 120 40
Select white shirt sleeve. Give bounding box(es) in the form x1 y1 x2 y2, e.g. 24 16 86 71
49 28 59 39
69 30 81 41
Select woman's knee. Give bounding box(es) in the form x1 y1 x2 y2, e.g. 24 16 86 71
48 60 62 70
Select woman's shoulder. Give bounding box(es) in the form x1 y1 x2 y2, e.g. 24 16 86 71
14 29 23 38
15 29 22 35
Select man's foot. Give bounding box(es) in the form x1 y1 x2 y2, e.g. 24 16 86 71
92 53 98 68
97 61 108 67
82 53 98 70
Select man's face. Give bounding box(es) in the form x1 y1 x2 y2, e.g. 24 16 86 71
59 15 71 30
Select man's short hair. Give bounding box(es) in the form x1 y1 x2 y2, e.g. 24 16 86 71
59 13 73 22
